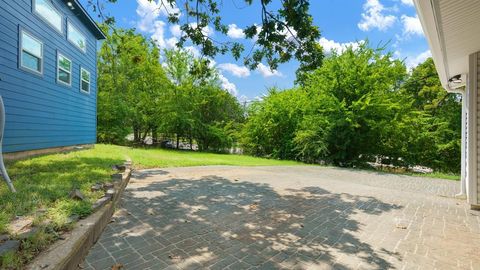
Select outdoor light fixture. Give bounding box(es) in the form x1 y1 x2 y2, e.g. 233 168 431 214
448 74 466 89
449 74 462 84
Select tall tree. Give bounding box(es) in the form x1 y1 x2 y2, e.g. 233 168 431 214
97 27 171 144
401 58 461 172
162 49 244 151
242 43 410 165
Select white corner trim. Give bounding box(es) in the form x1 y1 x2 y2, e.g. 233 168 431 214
467 52 478 205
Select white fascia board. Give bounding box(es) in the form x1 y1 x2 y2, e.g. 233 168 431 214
413 0 451 91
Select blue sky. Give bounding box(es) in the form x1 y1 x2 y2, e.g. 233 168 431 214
81 0 430 101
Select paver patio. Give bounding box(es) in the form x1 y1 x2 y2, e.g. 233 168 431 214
83 166 480 270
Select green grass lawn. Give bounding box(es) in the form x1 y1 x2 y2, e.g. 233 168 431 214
1 146 124 233
404 171 459 181
0 146 125 268
101 144 302 168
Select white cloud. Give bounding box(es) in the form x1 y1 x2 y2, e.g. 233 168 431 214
151 21 178 50
400 0 414 6
151 21 167 48
358 0 396 31
218 74 238 96
136 0 180 32
170 24 182 37
405 50 431 69
256 63 283 78
136 0 159 32
401 15 423 36
218 63 250 78
283 28 297 42
319 38 363 54
227 24 245 39
166 37 178 48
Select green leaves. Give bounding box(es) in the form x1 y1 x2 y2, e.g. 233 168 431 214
400 58 461 173
97 27 243 151
97 27 172 144
241 42 460 173
161 49 244 151
89 0 323 73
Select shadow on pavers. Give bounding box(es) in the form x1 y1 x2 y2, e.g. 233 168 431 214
85 174 403 269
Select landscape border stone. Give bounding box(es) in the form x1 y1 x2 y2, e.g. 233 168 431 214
27 160 132 270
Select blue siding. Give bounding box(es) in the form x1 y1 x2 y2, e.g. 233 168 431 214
0 0 99 153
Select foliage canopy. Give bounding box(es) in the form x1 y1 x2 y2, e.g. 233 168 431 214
241 44 461 173
88 0 323 78
97 27 244 152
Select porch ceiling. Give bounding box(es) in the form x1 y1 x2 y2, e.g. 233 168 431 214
414 0 480 90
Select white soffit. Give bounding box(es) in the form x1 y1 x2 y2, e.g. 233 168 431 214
414 0 480 90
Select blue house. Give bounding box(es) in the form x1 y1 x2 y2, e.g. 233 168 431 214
0 0 105 154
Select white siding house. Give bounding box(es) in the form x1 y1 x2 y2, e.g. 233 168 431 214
414 0 480 209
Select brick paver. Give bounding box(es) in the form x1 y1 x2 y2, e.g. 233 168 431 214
83 166 480 270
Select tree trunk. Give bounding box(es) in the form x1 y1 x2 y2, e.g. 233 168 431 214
141 127 149 142
152 127 158 145
176 134 180 149
133 126 140 143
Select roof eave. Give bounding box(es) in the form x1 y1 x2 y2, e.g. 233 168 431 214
413 0 454 92
64 0 106 40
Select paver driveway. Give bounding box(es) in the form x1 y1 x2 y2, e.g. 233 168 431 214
83 166 480 270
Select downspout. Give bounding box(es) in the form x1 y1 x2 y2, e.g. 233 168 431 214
0 96 15 192
455 87 467 199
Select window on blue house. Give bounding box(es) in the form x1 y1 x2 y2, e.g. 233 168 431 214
57 53 72 86
33 0 63 33
80 68 90 93
67 22 87 53
20 30 43 74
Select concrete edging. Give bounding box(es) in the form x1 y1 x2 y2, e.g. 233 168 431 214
27 161 133 270
4 144 94 161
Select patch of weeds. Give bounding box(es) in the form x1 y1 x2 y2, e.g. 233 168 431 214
20 227 56 261
0 227 56 269
48 199 92 230
0 212 9 234
0 251 23 270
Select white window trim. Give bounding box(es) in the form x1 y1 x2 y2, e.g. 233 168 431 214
32 0 64 34
19 29 43 76
57 52 72 87
80 67 91 94
67 21 87 53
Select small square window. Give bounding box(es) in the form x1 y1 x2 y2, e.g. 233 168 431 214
80 68 90 93
20 30 43 75
57 53 72 86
